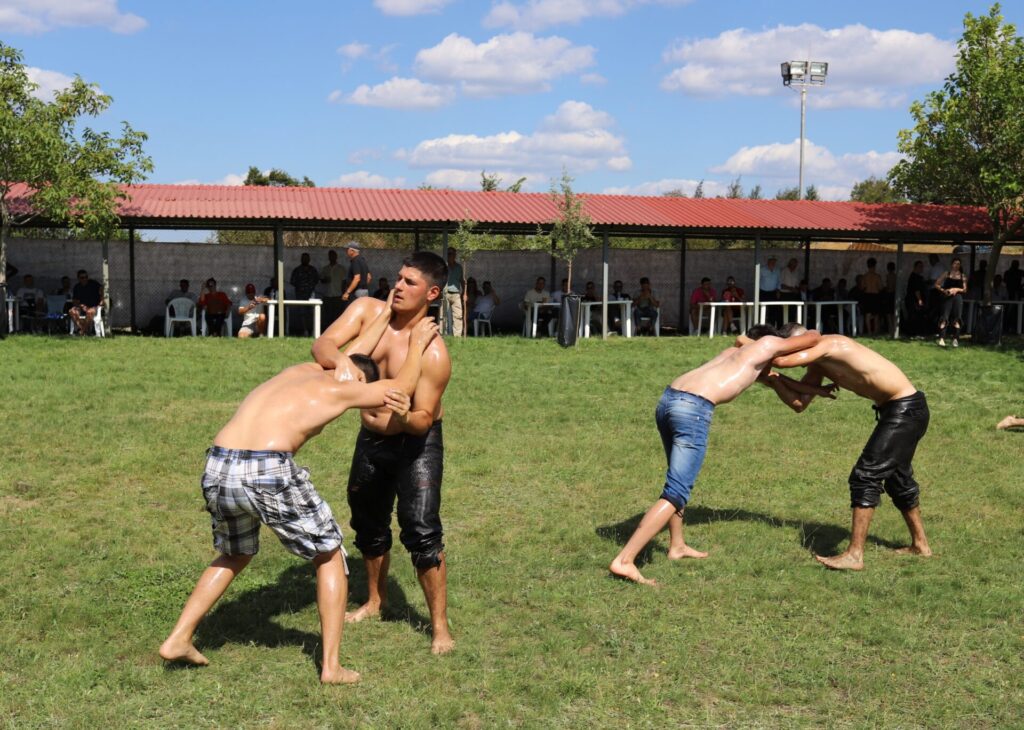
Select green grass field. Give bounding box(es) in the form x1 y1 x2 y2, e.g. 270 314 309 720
1 333 1023 728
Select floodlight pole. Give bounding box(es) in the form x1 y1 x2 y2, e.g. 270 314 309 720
799 86 806 200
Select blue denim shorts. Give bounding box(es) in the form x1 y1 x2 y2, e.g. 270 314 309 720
655 387 714 510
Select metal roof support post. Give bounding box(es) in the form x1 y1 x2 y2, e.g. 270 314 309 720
274 223 285 338
128 226 137 334
969 243 976 280
753 233 762 325
601 230 609 339
679 234 687 334
101 237 111 336
894 241 904 339
442 228 449 260
803 236 811 292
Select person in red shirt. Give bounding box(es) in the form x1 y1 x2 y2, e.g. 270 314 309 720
198 278 233 336
689 277 717 333
721 276 746 334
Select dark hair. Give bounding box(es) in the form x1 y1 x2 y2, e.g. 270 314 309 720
779 322 807 337
77 269 87 276
640 277 650 285
867 257 877 268
402 252 448 288
746 324 780 340
701 277 711 284
348 354 380 383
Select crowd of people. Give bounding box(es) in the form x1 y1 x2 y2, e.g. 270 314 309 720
518 276 660 336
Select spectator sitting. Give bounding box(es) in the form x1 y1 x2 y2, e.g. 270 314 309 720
812 277 835 301
608 279 630 333
991 274 1008 301
372 277 390 301
582 281 600 302
198 277 232 337
582 281 602 332
521 276 553 334
263 277 278 299
470 281 500 333
633 277 660 334
721 276 745 334
551 278 572 305
798 279 810 302
237 283 269 338
166 278 197 304
836 278 849 300
15 274 45 332
69 269 103 335
465 277 480 317
689 277 716 333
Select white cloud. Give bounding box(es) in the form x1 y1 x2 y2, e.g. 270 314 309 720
25 66 75 101
423 168 546 190
374 0 454 15
0 0 145 34
332 171 407 188
173 173 246 186
338 42 370 60
337 42 398 73
711 138 901 198
339 77 455 109
580 72 607 85
603 178 728 196
414 32 595 96
485 0 692 31
661 23 955 109
399 101 630 175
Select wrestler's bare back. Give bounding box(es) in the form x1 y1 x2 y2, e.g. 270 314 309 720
214 363 357 454
358 298 448 432
782 336 916 406
672 340 781 405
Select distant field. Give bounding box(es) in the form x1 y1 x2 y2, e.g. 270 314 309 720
1 334 1022 727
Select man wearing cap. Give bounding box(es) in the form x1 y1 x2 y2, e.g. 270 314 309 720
342 242 371 315
443 247 465 337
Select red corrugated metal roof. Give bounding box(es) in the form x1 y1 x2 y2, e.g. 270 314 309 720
5 182 1005 238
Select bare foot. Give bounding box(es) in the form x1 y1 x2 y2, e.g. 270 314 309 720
431 630 455 655
345 601 382 623
320 666 361 684
894 545 933 557
158 638 209 666
814 552 864 571
668 544 708 560
997 415 1020 430
608 558 658 586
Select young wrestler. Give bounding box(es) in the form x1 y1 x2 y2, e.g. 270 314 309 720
755 324 933 570
159 303 438 684
609 327 827 585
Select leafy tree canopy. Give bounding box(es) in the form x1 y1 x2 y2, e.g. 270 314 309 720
243 166 314 187
849 176 907 204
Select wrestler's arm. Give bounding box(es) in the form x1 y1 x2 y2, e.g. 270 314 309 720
390 342 451 436
310 297 378 368
343 291 394 357
770 329 821 357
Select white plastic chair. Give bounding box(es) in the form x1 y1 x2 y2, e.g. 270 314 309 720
200 305 233 336
69 304 106 337
165 297 197 337
640 307 662 336
473 310 492 336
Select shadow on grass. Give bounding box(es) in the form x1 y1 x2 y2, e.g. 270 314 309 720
192 557 431 673
597 505 903 556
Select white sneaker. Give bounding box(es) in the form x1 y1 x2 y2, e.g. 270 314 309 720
937 337 946 347
952 338 959 348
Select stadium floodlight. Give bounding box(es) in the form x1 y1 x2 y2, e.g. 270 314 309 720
780 60 829 199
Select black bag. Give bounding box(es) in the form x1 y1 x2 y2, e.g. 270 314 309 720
973 304 1003 346
557 294 581 348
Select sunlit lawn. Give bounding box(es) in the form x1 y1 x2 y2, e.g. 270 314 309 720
1 333 1022 727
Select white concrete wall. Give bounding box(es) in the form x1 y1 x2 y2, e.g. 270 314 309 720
7 237 944 332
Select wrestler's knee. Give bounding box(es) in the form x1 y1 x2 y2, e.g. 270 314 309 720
887 484 920 512
660 484 690 512
849 478 882 509
353 531 392 558
408 539 444 570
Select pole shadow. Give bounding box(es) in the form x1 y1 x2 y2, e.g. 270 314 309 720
597 504 903 556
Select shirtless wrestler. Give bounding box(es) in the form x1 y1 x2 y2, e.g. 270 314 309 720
752 324 933 571
311 252 455 654
159 306 438 684
609 327 826 585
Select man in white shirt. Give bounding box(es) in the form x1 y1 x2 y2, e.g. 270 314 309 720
550 278 571 305
780 258 801 297
522 276 553 335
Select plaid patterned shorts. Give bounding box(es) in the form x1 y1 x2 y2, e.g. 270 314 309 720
201 446 344 561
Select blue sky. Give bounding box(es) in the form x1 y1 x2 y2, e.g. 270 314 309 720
9 0 1022 209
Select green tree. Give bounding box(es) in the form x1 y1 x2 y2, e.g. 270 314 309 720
0 42 151 298
214 165 316 244
693 180 705 199
244 166 314 187
775 186 800 201
662 188 687 198
480 171 500 192
726 177 743 199
749 184 763 200
536 170 596 291
890 3 1024 304
804 185 820 201
849 176 906 203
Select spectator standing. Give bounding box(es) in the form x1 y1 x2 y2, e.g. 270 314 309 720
935 257 967 347
69 269 103 335
811 277 837 333
342 242 370 311
967 260 988 300
1004 260 1022 300
198 278 232 337
319 250 346 325
15 274 45 332
861 258 884 335
290 253 320 336
443 247 465 337
721 276 745 334
689 277 716 333
904 261 929 337
780 258 801 298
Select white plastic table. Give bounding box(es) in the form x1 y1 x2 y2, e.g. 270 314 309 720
808 300 858 336
527 302 560 337
581 300 632 338
5 297 17 333
267 298 323 339
697 301 747 338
